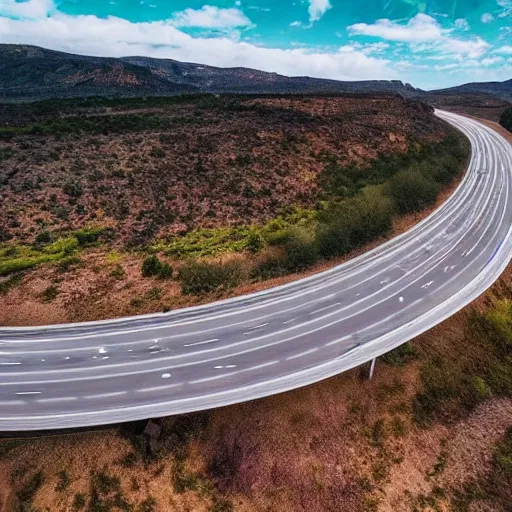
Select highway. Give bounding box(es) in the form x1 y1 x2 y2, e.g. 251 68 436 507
1 111 512 431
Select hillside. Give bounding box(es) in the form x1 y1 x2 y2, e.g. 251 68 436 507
0 45 199 100
427 91 511 122
0 44 421 101
0 95 451 248
122 55 420 96
0 94 469 325
434 78 512 102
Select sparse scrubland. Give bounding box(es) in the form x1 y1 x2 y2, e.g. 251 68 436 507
1 256 512 512
429 92 511 123
2 94 512 512
0 94 469 325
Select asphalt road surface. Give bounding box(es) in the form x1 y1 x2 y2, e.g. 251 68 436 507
1 111 512 431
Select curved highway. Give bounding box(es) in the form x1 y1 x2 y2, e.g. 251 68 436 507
1 111 512 431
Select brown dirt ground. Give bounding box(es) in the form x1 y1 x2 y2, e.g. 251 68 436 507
0 114 510 512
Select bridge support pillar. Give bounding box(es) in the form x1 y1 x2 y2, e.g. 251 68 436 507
369 358 377 380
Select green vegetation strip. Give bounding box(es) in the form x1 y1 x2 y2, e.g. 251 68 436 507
158 129 470 295
0 227 105 276
0 238 77 276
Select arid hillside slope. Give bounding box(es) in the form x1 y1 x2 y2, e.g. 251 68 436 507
1 95 445 245
0 94 469 326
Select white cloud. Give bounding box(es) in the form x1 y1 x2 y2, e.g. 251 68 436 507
442 37 490 59
495 45 512 54
290 20 302 27
170 6 251 29
307 0 332 23
341 41 390 55
0 0 54 19
480 56 503 65
0 13 396 81
480 13 494 23
497 0 512 18
347 14 443 42
454 18 469 31
348 13 490 60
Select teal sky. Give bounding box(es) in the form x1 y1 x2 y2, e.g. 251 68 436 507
0 0 511 88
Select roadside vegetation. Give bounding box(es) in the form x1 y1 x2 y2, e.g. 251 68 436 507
499 106 512 133
0 94 469 323
413 299 512 427
2 270 512 511
0 127 467 300
160 129 467 295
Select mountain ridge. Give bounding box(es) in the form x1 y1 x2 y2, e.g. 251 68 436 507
0 43 510 102
0 44 421 100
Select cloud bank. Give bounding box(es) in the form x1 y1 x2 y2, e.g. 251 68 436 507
0 11 396 81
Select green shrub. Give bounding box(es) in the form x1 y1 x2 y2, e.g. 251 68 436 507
63 180 83 198
55 470 71 492
110 264 126 280
179 260 246 295
42 284 59 302
382 343 417 367
141 254 172 279
499 107 512 133
119 452 138 468
486 299 512 347
491 426 512 504
283 227 318 272
0 253 58 276
74 227 104 246
318 188 393 255
17 471 44 505
172 460 199 493
494 426 512 480
316 221 350 260
43 237 78 255
92 471 120 495
265 229 293 247
251 249 289 280
142 255 161 277
58 255 82 273
387 170 439 214
150 147 166 158
35 229 54 247
0 273 23 295
138 497 156 512
246 231 264 253
72 493 86 511
158 262 173 279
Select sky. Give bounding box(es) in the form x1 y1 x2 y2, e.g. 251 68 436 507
0 0 511 89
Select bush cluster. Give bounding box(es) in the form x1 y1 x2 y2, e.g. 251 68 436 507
141 255 173 279
179 260 246 295
413 302 512 426
499 107 512 133
74 227 104 246
172 129 468 294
